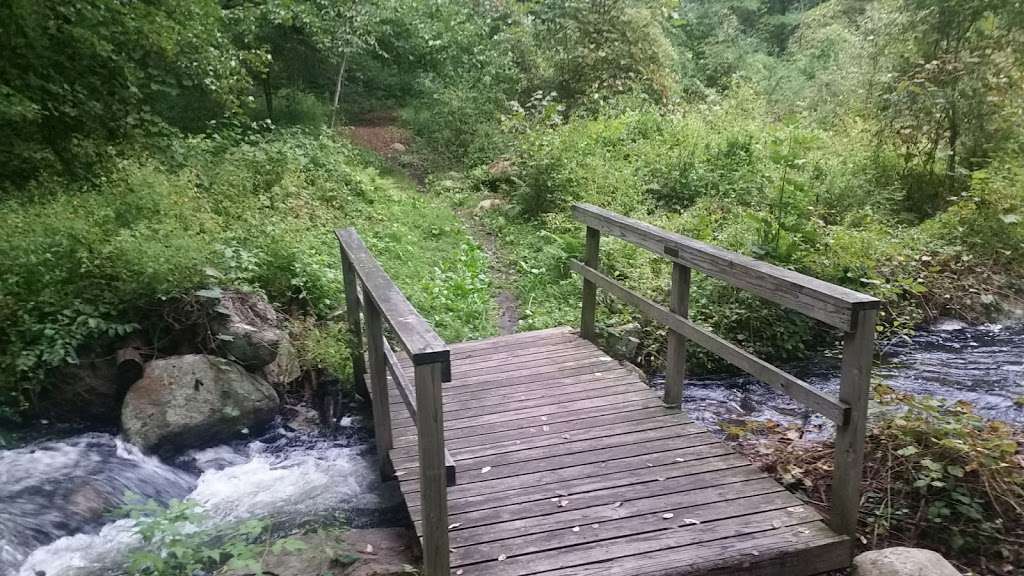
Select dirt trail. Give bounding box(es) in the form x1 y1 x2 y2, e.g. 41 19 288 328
340 120 520 335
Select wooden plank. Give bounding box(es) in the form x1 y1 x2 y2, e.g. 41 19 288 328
452 506 824 575
580 226 601 340
441 355 618 391
571 203 880 331
392 390 659 434
831 307 877 538
340 252 367 396
394 423 704 474
391 381 648 427
438 340 592 372
396 412 693 464
533 523 848 576
364 301 392 477
399 426 715 484
413 361 449 575
446 349 610 380
663 262 690 407
400 337 587 371
451 487 797 562
417 453 753 519
437 367 636 402
393 398 673 446
447 327 574 355
410 375 643 414
443 466 771 535
400 438 733 501
392 404 682 452
570 261 847 424
436 364 634 401
336 228 450 371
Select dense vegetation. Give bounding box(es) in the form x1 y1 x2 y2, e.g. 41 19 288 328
1 0 1023 571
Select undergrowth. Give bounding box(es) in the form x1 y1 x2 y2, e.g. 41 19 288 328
736 387 1024 575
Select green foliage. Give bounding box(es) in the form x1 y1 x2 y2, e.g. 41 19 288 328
122 498 309 576
0 0 251 183
867 387 1023 561
0 130 495 419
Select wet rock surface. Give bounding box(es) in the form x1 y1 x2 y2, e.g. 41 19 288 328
852 547 961 576
121 354 279 454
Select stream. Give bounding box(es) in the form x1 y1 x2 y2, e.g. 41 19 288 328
1 322 1021 576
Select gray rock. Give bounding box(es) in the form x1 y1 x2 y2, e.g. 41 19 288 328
121 355 279 454
261 335 301 387
42 356 123 424
852 547 961 576
209 290 284 369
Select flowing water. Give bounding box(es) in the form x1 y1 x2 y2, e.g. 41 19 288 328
0 414 405 576
2 322 1022 576
655 321 1024 437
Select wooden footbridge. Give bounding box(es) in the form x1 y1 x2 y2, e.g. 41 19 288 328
336 204 879 576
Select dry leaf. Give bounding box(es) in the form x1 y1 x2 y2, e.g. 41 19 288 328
449 523 463 530
681 518 700 525
786 506 804 513
662 513 675 519
591 524 600 528
364 544 375 554
542 425 550 432
771 520 782 529
797 527 811 534
561 434 570 439
394 471 407 476
559 499 569 507
541 416 548 421
571 526 580 532
674 458 686 462
498 554 507 561
611 501 623 508
456 570 464 575
656 477 666 481
481 466 492 473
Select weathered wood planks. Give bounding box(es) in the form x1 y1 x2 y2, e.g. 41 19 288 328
387 330 852 576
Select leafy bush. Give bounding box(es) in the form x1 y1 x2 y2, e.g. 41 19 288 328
0 129 495 420
741 388 1024 573
122 498 309 576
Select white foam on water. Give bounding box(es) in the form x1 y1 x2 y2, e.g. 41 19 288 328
9 433 379 576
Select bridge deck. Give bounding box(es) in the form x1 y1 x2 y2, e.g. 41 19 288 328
387 327 850 576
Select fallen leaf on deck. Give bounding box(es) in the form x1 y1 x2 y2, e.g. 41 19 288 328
364 544 375 554
449 523 462 529
498 554 507 561
481 466 492 473
662 513 675 519
571 526 580 532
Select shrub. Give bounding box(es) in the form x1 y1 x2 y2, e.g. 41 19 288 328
0 129 495 420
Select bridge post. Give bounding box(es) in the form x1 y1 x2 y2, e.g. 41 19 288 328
831 307 877 538
340 254 367 397
580 226 601 341
364 300 393 478
415 360 450 576
663 263 691 407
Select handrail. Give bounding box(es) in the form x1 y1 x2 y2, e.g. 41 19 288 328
569 204 879 540
337 228 451 374
336 227 451 576
572 203 878 331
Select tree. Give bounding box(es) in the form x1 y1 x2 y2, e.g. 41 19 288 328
876 0 1024 211
0 0 250 185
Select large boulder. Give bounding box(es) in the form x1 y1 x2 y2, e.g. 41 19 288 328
852 547 961 576
121 355 279 454
209 289 284 369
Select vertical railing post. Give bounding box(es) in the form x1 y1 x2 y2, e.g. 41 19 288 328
414 360 449 576
364 301 393 479
340 253 368 398
663 263 691 407
580 226 601 341
831 307 877 538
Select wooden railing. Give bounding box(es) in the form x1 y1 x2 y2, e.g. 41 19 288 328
336 228 452 575
569 203 880 539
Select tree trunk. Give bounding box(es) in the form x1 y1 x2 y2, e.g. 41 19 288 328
330 53 349 129
263 71 274 121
